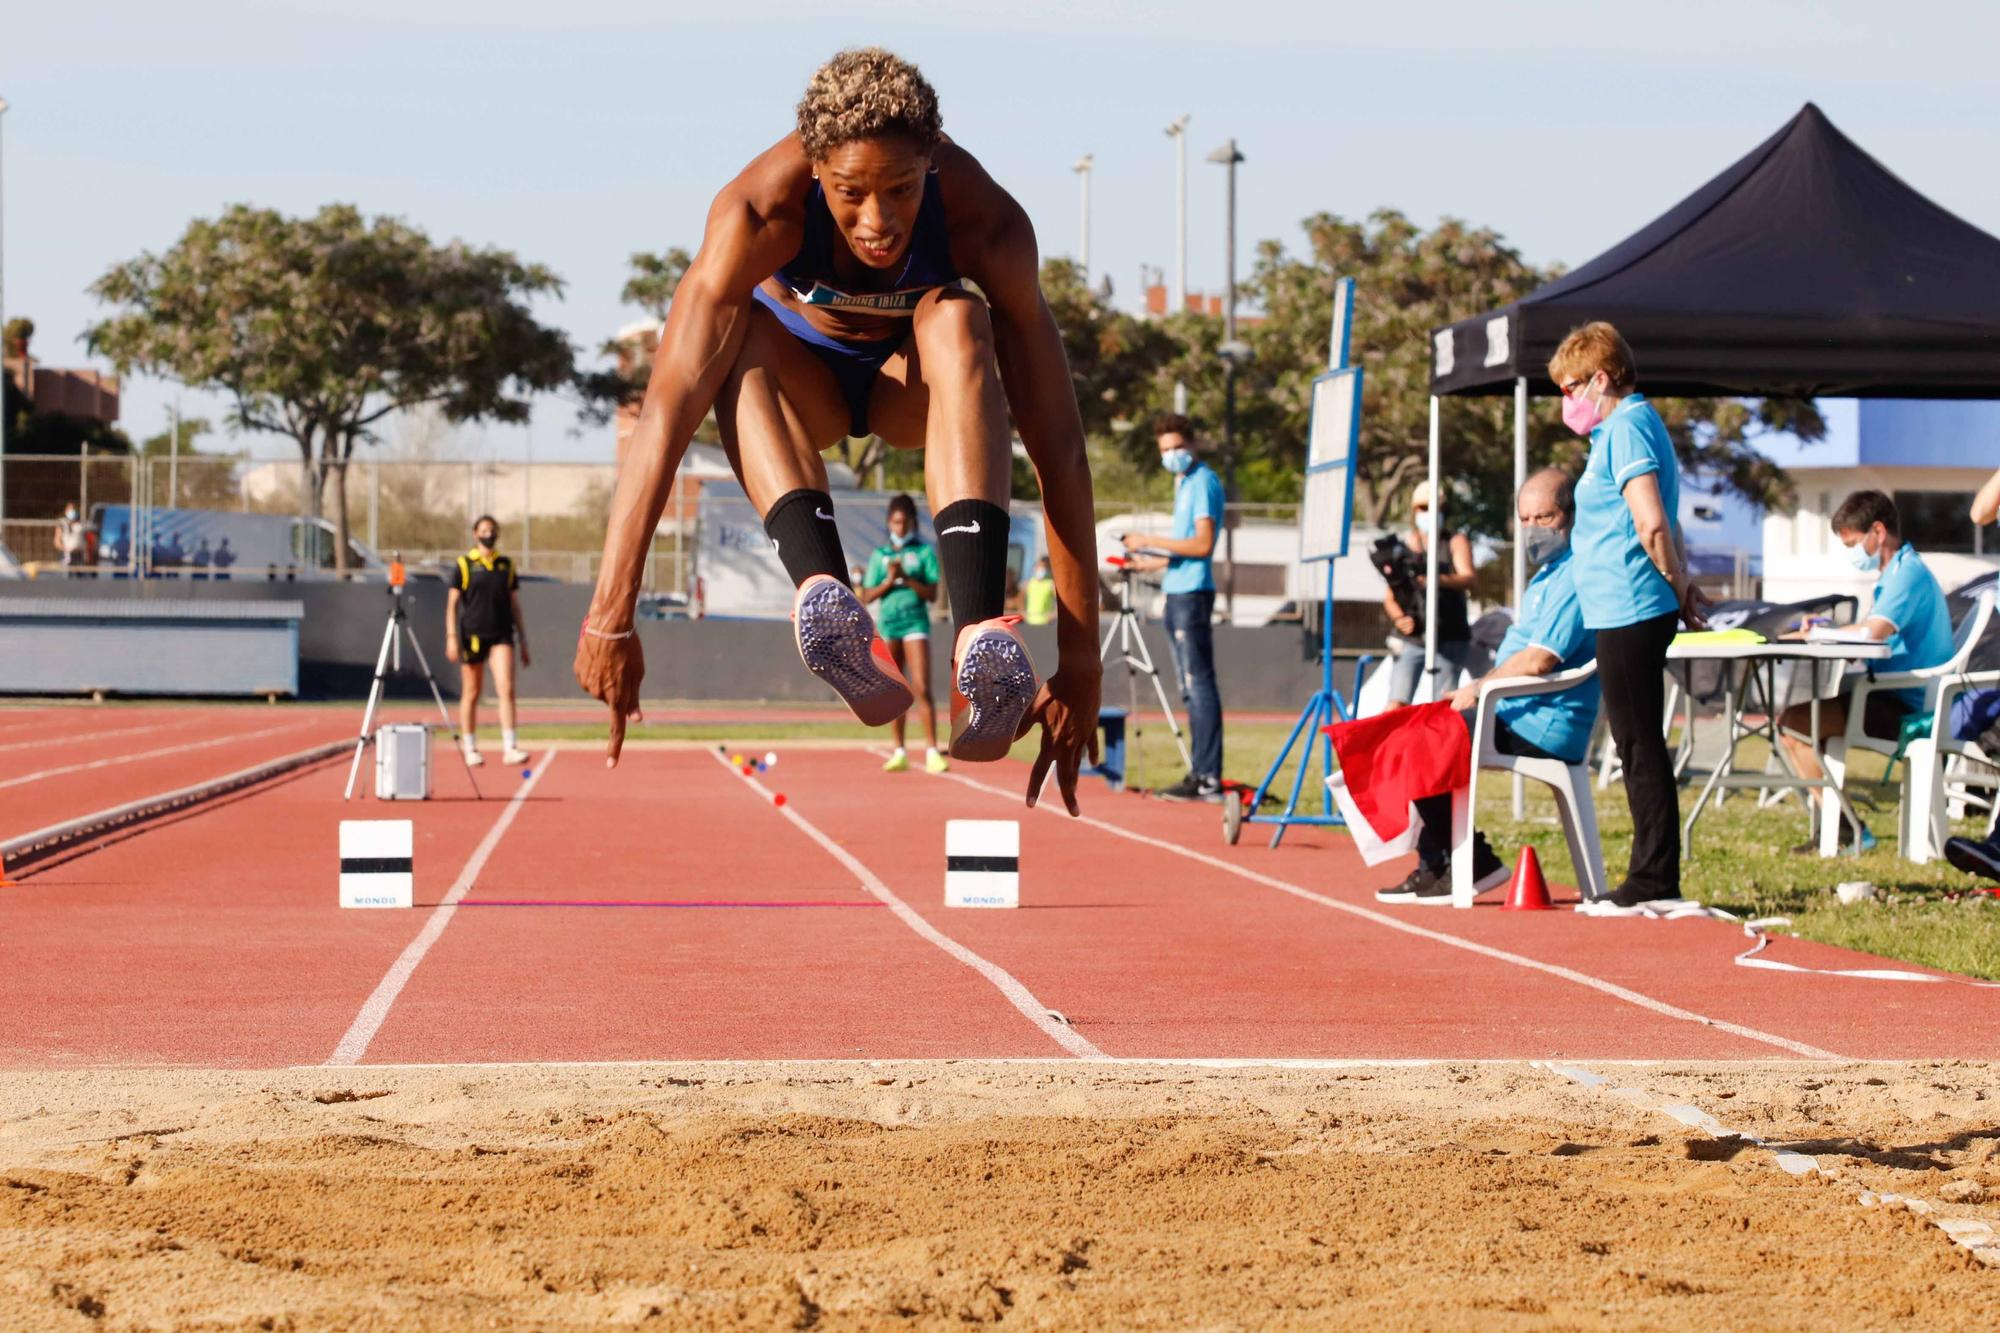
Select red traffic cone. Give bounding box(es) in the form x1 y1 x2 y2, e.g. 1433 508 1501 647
1501 844 1553 911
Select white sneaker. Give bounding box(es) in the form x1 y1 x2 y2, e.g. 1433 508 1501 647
502 748 530 766
462 747 485 768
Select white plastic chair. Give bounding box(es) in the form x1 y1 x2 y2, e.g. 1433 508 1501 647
1819 589 1995 857
1901 593 1999 863
1449 663 1609 908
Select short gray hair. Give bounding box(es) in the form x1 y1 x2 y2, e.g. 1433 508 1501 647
1523 467 1575 523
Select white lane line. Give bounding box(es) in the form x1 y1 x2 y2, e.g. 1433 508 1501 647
907 758 1844 1062
326 751 557 1066
0 717 194 755
0 720 315 791
707 748 1103 1060
1538 1062 2000 1268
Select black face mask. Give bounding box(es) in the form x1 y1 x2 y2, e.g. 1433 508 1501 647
475 532 496 549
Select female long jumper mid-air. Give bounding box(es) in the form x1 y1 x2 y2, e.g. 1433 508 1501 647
575 48 1102 811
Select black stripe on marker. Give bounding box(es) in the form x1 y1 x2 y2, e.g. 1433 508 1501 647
340 857 414 875
946 855 1019 874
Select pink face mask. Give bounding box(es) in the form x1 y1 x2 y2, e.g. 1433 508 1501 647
1561 382 1602 437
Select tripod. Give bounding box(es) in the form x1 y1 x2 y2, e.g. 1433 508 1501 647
343 579 483 801
1100 558 1192 773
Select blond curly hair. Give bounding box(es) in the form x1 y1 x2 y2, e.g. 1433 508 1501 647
796 48 942 161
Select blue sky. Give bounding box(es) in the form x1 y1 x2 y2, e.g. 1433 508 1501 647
5 1 1996 462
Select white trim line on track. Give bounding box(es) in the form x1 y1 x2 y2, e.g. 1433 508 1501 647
907 757 1844 1062
0 717 193 755
1538 1061 2000 1267
325 750 557 1067
0 719 316 792
706 748 1104 1060
292 1056 1849 1072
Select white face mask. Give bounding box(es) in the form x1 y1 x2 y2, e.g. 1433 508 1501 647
1845 532 1880 572
1414 510 1435 538
890 532 911 549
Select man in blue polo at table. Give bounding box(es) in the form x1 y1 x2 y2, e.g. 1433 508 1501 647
1777 489 1955 853
1122 413 1226 802
1376 468 1600 905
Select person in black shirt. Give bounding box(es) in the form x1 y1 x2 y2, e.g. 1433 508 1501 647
1385 480 1478 705
446 515 531 766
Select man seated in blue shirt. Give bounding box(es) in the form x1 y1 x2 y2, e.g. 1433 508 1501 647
1777 489 1956 854
1378 469 1601 904
1122 413 1227 802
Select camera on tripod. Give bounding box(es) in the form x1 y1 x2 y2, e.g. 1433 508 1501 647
1370 534 1426 633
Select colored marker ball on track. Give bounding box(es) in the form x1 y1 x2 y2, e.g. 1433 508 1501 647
730 753 744 766
763 751 778 767
773 793 786 806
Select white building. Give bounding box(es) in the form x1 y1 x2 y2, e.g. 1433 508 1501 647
1760 400 1999 607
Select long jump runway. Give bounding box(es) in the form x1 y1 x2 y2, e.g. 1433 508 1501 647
4 739 1996 1068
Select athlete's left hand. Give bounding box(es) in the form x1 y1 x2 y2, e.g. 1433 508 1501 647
1016 664 1102 816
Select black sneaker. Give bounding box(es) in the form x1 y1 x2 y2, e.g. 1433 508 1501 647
1375 868 1429 902
1195 775 1224 804
1471 834 1510 896
1157 773 1205 802
1606 880 1683 909
1376 866 1452 905
1945 835 2000 885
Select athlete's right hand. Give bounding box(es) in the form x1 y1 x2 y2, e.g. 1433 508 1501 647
575 619 645 768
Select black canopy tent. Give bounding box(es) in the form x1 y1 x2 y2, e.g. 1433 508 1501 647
1430 102 2000 401
1413 103 2000 695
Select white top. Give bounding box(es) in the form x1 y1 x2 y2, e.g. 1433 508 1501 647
1666 638 1893 663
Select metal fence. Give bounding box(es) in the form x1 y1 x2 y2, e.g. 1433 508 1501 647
2 452 1319 589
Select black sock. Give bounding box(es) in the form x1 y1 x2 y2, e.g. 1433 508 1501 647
933 499 1011 632
762 489 848 587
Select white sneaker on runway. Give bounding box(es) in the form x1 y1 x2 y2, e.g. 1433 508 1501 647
948 615 1038 762
502 748 530 766
792 574 913 727
462 747 486 768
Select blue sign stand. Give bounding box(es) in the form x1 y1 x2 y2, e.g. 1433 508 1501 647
1226 278 1362 848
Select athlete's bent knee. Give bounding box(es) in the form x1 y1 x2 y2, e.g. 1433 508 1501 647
914 290 995 365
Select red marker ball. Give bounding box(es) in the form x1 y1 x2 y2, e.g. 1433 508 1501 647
773 793 787 807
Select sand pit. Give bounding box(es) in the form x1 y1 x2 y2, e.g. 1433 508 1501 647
2 1061 1996 1328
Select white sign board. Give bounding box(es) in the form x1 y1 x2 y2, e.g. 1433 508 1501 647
1301 367 1361 563
944 819 1019 909
339 819 414 909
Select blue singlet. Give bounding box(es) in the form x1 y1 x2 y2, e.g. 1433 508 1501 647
750 174 961 436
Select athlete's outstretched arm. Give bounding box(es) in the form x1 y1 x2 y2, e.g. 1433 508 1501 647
577 159 804 766
966 185 1103 815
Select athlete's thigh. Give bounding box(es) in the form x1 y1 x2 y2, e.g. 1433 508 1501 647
715 304 854 512
460 662 484 696
867 287 1000 450
486 643 515 693
902 635 932 693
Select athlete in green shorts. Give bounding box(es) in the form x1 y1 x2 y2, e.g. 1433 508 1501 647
860 494 948 772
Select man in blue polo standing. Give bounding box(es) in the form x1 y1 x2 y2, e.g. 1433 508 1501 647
1123 413 1226 801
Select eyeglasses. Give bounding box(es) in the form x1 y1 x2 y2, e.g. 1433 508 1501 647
1559 377 1589 397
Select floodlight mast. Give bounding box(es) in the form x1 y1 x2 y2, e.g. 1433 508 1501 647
1207 138 1245 620
1165 116 1189 312
1072 154 1094 279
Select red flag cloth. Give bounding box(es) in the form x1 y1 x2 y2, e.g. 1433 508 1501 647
1323 701 1472 865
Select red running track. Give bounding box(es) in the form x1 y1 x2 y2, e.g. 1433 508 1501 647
1 743 1996 1068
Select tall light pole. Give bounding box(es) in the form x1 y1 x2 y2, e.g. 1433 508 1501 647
0 96 11 536
1207 138 1246 621
1164 116 1189 313
1071 154 1094 280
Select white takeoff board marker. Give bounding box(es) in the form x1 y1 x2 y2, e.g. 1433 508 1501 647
339 819 414 908
945 819 1019 909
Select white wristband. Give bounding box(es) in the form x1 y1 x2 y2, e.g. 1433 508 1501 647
582 625 634 641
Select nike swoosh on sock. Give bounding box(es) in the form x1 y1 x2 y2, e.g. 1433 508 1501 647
940 522 981 535
815 508 834 521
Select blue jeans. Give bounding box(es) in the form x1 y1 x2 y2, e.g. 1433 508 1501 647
1165 590 1222 780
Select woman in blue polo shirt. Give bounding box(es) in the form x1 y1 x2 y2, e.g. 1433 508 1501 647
1550 323 1706 910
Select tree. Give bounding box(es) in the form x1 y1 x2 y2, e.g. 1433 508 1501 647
137 415 245 510
87 204 578 574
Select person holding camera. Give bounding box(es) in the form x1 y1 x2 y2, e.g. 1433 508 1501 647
861 494 948 773
1384 481 1477 705
1121 413 1225 802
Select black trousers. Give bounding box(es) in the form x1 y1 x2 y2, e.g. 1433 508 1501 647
1596 611 1681 897
1413 711 1559 872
